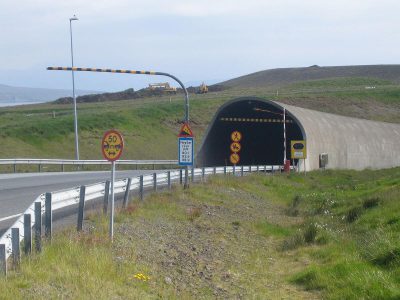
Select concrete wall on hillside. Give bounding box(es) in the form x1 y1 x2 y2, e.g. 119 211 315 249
196 97 400 171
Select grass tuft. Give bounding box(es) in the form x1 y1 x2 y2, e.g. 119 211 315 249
346 206 363 223
286 194 302 216
363 197 380 209
303 222 318 244
281 231 305 251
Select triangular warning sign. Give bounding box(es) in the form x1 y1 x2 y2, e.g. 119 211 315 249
178 122 194 137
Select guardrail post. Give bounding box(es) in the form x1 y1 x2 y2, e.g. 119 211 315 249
45 192 52 240
0 244 6 276
38 164 42 173
213 167 216 175
34 202 42 252
202 167 205 181
103 180 110 214
123 178 132 208
153 173 157 191
61 164 65 172
24 214 32 255
224 166 227 175
179 169 183 185
153 164 155 170
13 163 16 173
249 166 252 173
167 171 171 189
233 165 236 176
77 186 86 232
139 175 144 201
257 165 259 173
191 167 194 183
11 228 20 267
241 165 244 177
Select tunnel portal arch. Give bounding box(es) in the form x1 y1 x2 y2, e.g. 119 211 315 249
196 97 305 167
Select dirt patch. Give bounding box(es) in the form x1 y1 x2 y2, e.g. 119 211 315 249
110 179 319 299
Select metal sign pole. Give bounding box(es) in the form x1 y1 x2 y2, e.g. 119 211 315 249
283 107 286 165
109 160 116 241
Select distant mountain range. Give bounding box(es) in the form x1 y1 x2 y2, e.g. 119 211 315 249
0 84 99 104
220 64 400 88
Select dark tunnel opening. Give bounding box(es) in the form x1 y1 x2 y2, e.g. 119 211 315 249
197 98 305 167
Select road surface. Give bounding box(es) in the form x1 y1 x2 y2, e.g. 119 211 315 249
0 170 157 235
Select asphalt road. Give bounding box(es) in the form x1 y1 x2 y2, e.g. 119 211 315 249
0 170 156 235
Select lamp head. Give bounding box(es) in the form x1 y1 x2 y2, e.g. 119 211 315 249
70 15 78 21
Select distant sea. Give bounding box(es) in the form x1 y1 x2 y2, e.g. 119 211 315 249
0 101 45 107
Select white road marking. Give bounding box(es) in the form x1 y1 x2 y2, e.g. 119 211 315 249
0 213 21 222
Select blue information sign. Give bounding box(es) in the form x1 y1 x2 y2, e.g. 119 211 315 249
178 137 194 166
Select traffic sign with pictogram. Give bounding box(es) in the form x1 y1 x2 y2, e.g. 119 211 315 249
231 131 242 142
291 140 307 159
102 130 124 161
230 142 241 153
178 122 194 137
230 153 240 165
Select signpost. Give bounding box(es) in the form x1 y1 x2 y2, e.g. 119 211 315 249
178 123 194 188
101 130 124 241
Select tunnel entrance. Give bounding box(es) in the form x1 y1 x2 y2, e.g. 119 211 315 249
196 97 305 167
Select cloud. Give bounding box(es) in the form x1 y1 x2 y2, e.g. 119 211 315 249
1 0 400 89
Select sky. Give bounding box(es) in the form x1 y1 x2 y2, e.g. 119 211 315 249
1 0 400 92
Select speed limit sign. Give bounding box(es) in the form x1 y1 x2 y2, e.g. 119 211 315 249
102 130 124 161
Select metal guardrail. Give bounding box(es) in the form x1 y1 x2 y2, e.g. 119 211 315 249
0 159 178 173
0 165 281 274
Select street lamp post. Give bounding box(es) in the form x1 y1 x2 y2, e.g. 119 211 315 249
69 15 79 160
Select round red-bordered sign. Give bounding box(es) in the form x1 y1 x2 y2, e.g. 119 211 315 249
230 153 240 165
101 130 124 161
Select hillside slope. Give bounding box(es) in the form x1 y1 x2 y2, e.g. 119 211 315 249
1 169 399 299
220 65 400 88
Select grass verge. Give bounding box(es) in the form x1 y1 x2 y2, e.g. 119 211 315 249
0 168 400 299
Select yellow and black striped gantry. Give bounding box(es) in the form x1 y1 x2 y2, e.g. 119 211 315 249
47 67 159 75
220 117 293 123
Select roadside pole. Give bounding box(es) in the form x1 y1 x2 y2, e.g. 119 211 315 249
101 130 124 242
110 161 115 239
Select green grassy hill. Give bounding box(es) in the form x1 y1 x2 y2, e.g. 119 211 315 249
1 68 400 161
220 64 400 88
